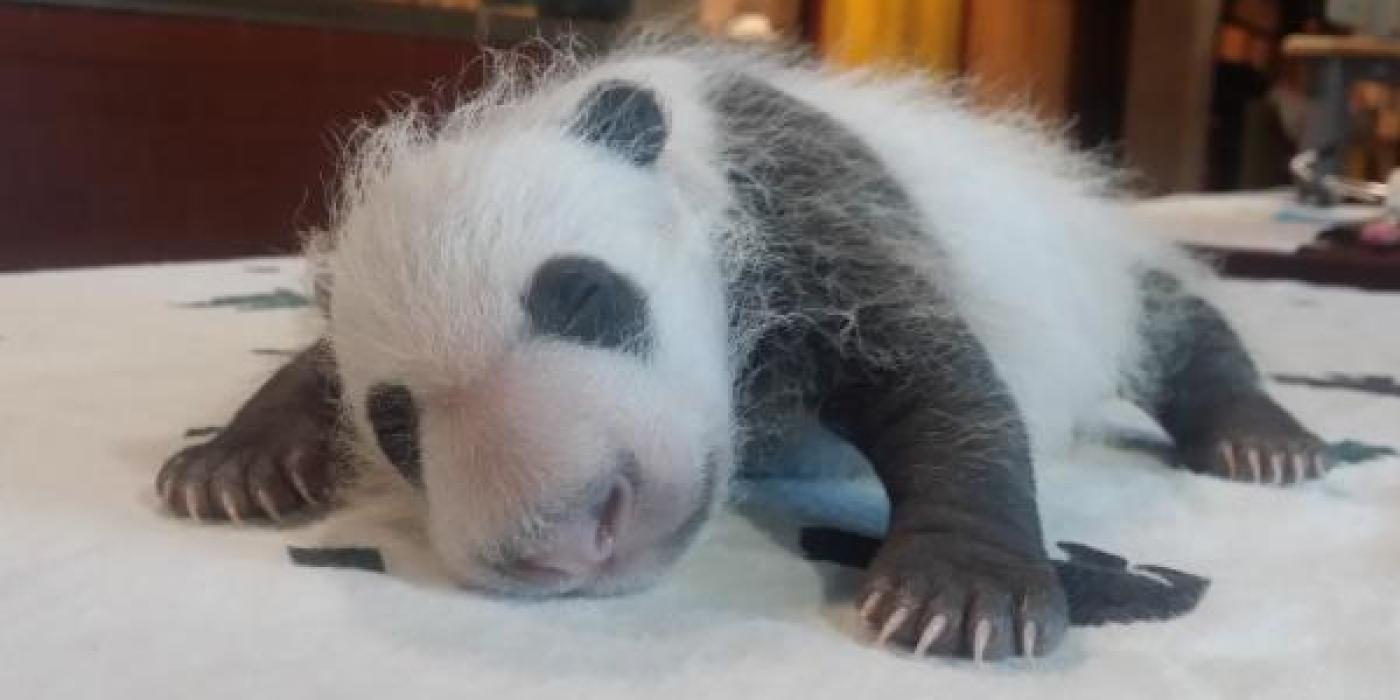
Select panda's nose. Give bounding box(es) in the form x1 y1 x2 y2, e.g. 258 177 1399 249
506 474 631 585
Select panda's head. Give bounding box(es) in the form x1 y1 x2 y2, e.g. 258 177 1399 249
323 79 735 597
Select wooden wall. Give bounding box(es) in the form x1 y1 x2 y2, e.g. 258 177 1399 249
807 0 1211 190
815 0 963 74
809 0 1130 148
1123 0 1225 193
0 4 484 271
965 0 1076 120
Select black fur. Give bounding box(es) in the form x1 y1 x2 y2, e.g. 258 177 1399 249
711 75 1066 659
524 255 652 355
156 341 341 520
570 81 668 167
1133 270 1265 442
1132 270 1327 481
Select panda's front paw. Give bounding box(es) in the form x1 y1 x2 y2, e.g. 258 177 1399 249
155 419 335 524
857 531 1068 661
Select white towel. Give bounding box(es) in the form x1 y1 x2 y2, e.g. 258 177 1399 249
1 255 1396 699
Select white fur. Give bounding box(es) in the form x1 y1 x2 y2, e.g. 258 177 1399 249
313 35 1207 591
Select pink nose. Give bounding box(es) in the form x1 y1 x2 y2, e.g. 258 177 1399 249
508 475 631 584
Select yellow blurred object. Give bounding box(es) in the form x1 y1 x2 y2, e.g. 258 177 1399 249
820 0 964 74
906 0 964 74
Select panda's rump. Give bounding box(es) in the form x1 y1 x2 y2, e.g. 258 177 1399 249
756 67 1161 455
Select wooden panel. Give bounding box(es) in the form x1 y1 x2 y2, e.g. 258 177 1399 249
819 0 905 67
1069 0 1132 149
965 0 1075 119
0 4 485 271
906 0 964 75
817 0 963 74
1123 0 1224 194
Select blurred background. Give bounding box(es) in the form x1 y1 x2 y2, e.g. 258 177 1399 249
2 0 1398 285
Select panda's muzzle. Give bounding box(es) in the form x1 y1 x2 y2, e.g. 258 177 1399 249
494 458 638 590
474 447 720 598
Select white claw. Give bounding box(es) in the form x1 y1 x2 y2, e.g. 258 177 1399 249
156 457 181 505
1247 447 1263 482
158 475 175 508
1313 452 1330 478
254 488 283 523
876 606 911 646
1292 451 1309 483
288 468 317 505
914 614 948 656
973 619 992 663
1218 441 1237 479
219 490 244 526
183 484 203 523
858 589 885 622
1021 621 1038 657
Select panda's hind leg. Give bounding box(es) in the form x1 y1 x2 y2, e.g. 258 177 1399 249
1129 270 1331 485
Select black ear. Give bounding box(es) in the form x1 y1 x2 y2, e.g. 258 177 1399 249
570 80 668 167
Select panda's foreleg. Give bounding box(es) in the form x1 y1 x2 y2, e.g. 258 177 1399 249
156 340 342 523
1130 270 1331 485
821 317 1068 661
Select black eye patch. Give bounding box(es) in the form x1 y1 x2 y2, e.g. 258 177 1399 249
366 383 421 485
524 255 652 354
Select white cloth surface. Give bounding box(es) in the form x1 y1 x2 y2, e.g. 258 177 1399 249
1 244 1397 699
1134 188 1382 252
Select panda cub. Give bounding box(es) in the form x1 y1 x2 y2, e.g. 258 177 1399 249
157 37 1331 661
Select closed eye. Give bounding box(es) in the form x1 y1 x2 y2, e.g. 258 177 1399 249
523 255 652 354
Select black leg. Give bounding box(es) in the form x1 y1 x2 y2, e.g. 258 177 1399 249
156 340 343 522
821 310 1068 661
1131 270 1330 484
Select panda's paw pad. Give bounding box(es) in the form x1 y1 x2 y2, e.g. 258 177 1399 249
156 428 334 524
1194 437 1331 486
857 533 1068 661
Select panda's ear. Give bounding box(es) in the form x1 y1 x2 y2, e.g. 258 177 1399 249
569 80 668 167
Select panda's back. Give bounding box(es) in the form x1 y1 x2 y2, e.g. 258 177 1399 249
747 64 1163 454
575 45 1185 454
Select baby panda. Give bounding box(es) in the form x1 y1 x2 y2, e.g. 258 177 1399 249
156 36 1331 661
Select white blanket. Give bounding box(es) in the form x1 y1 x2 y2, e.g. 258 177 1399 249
1 250 1397 699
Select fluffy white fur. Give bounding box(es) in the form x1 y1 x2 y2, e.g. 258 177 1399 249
313 35 1205 592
